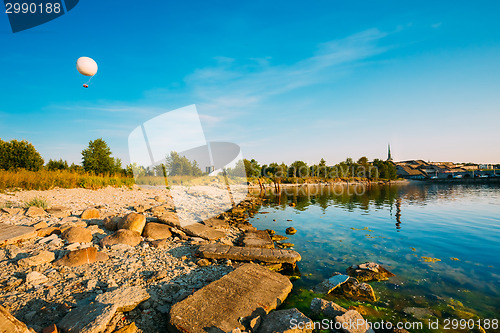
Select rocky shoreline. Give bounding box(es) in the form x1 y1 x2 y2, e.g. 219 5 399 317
1 186 411 333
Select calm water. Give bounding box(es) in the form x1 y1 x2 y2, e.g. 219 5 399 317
249 183 500 330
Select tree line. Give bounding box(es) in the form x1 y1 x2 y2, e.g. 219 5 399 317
0 138 397 180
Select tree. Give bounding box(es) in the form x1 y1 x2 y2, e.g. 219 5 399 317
288 161 309 177
165 151 202 176
81 138 115 174
46 159 69 171
243 159 261 178
0 139 44 171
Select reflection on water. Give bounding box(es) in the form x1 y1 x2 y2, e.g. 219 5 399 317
249 183 500 329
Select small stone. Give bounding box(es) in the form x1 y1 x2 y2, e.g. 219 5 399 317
100 229 142 247
37 227 61 238
103 216 122 231
17 250 54 267
62 226 92 244
26 271 48 285
154 196 165 202
114 322 138 333
33 221 48 230
150 239 169 248
80 208 100 219
25 206 46 217
53 247 97 267
142 222 172 240
118 213 146 234
133 204 146 213
285 227 296 235
197 259 211 267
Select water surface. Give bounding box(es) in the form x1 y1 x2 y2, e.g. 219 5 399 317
249 183 500 331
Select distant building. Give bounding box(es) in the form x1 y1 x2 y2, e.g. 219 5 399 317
205 165 214 174
387 144 393 161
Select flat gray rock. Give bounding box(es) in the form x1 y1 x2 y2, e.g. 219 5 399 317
169 263 293 333
243 230 274 249
0 223 37 246
157 214 226 241
95 285 150 311
312 274 349 294
259 308 313 333
198 244 301 264
58 302 118 333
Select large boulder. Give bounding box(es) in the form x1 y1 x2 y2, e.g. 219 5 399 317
118 213 146 234
100 229 142 247
103 216 122 231
53 247 97 267
313 273 350 294
0 305 30 333
258 308 313 333
142 222 172 240
169 263 293 333
81 208 100 219
62 226 92 244
339 277 376 302
347 262 395 282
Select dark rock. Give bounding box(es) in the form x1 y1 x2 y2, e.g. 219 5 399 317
347 262 395 282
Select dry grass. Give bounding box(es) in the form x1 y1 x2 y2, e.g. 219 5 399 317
0 169 135 191
23 197 49 209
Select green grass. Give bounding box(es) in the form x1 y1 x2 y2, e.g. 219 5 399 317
23 197 49 209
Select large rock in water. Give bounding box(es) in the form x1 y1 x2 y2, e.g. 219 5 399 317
347 262 395 282
335 310 375 333
310 298 347 318
169 263 293 333
243 230 274 248
312 273 350 294
338 277 376 302
0 305 30 333
118 213 146 234
258 308 313 333
197 244 301 264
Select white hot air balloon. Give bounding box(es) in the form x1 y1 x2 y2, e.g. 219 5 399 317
76 57 98 88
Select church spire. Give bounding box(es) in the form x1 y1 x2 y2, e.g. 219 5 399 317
387 144 393 161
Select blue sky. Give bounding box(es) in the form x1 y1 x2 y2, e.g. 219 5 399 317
1 0 499 166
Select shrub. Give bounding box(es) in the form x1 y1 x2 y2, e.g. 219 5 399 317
0 139 44 171
23 197 49 209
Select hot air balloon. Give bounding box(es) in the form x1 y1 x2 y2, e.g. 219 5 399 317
76 57 98 88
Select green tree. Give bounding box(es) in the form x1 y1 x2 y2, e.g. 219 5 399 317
46 159 69 171
289 160 309 177
243 159 261 178
165 151 203 176
81 138 115 174
0 139 44 171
